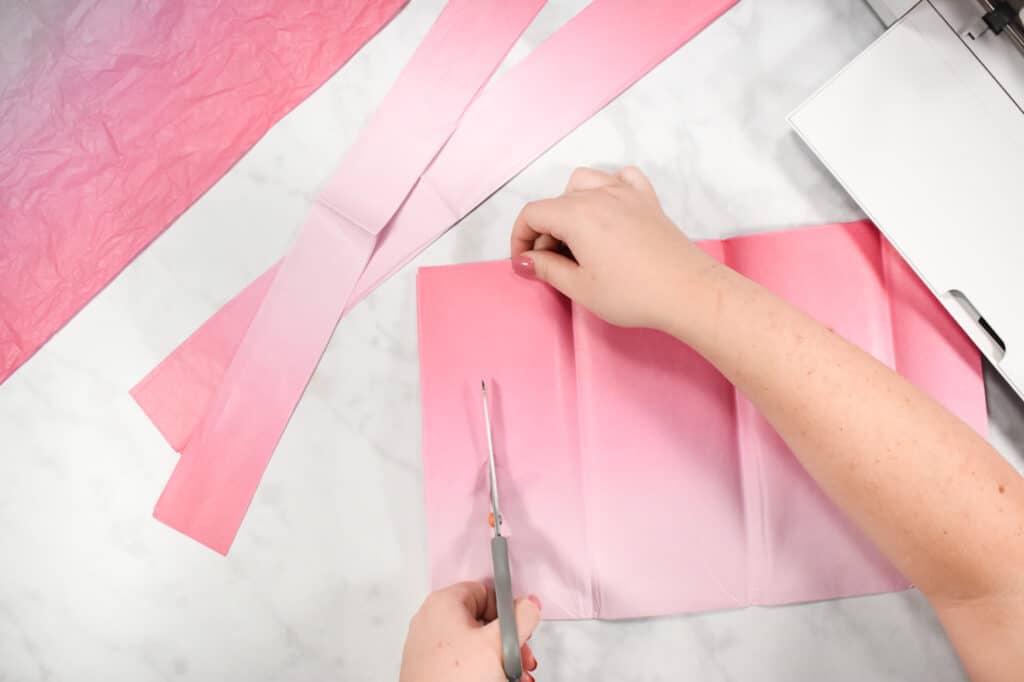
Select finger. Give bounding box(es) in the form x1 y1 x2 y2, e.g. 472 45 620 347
565 166 619 193
617 165 656 195
533 234 561 253
436 581 490 621
533 234 576 264
514 596 542 646
481 585 498 623
524 672 535 682
510 197 579 257
521 643 538 672
521 250 581 298
483 596 542 654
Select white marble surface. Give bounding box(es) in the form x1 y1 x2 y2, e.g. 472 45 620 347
2 1 1022 680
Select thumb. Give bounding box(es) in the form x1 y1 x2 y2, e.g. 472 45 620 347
520 250 581 298
513 596 542 645
484 596 542 650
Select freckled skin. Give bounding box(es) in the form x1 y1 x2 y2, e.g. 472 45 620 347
402 166 1024 682
509 166 1024 681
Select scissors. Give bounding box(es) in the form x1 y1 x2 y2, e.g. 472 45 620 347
481 380 523 682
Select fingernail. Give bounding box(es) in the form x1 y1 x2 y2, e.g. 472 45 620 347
512 255 535 279
527 594 542 611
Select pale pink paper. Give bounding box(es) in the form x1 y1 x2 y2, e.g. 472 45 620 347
133 0 740 552
0 0 406 383
152 0 547 554
416 221 986 620
134 0 741 446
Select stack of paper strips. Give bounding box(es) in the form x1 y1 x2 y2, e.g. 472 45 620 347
131 0 740 553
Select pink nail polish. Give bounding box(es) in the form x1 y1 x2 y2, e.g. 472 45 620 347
527 594 542 611
512 255 535 279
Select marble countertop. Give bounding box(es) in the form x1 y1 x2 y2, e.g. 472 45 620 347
3 1 1022 680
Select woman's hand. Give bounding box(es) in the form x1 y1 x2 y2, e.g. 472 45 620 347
511 168 1024 681
399 582 542 682
510 166 715 333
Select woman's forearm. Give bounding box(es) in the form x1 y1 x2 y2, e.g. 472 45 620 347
667 259 1024 675
512 166 1023 678
669 259 1023 598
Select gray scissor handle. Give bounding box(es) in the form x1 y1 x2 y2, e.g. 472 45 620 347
491 535 522 682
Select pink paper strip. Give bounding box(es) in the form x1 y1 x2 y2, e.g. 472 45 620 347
0 0 406 383
416 221 987 620
152 0 547 554
133 0 740 458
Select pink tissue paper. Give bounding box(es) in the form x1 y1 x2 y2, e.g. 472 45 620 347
416 220 987 620
0 0 406 383
149 0 548 555
131 0 740 553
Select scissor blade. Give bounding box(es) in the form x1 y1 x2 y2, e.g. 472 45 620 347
481 379 501 535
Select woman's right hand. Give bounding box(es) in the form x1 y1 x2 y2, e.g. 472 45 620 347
510 166 717 334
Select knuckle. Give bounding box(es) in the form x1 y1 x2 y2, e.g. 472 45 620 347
518 201 539 220
569 167 590 185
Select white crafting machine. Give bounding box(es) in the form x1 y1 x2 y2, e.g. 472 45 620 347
789 0 1024 403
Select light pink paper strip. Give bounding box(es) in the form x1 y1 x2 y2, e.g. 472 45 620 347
416 221 987 620
133 0 740 459
152 0 546 554
0 0 406 384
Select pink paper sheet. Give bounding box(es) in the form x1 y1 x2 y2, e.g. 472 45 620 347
0 0 406 384
416 221 987 620
151 0 547 554
132 0 740 552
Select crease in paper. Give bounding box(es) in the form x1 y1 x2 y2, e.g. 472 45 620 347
416 221 986 620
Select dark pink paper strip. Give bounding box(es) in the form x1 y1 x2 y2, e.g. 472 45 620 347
0 0 406 382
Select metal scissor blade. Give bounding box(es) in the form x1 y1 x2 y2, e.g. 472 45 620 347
481 379 502 536
481 380 520 681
